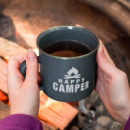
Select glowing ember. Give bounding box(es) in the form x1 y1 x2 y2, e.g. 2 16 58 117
4 56 10 63
0 91 8 103
3 49 38 63
39 91 63 111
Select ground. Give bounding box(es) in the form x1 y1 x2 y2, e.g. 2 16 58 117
71 91 123 130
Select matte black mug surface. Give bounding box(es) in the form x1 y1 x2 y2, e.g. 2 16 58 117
19 26 99 102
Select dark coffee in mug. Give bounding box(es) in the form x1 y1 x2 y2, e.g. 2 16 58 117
43 40 92 57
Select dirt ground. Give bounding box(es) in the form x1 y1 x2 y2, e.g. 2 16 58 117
74 91 123 130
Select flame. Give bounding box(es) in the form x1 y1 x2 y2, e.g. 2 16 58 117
0 91 8 102
4 56 10 63
5 56 10 60
64 67 81 79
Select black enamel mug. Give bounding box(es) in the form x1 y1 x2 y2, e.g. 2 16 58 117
19 26 99 102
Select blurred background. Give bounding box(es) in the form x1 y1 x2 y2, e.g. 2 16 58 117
0 0 130 130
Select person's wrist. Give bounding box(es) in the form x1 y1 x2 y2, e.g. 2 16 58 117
114 97 130 124
10 111 38 118
123 103 130 124
10 106 38 118
117 108 130 124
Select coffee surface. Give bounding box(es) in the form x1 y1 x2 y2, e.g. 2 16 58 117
51 50 83 57
43 40 92 57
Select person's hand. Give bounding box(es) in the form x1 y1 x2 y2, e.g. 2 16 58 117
7 50 39 118
96 40 130 124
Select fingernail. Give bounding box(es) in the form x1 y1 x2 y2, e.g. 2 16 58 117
27 49 35 61
76 24 83 27
99 45 105 56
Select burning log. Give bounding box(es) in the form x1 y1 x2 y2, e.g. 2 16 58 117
0 37 27 61
0 58 8 93
39 91 78 130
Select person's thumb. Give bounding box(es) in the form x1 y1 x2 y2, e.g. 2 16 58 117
25 49 38 85
97 42 117 76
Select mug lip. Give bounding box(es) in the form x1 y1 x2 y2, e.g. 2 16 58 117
36 26 99 60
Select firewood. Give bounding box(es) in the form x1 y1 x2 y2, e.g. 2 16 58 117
39 92 78 130
0 101 59 130
0 58 8 93
0 37 27 59
0 37 27 93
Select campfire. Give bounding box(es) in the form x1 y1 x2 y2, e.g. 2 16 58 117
0 0 130 129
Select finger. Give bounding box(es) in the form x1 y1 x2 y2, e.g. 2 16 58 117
8 54 26 71
97 42 118 77
99 40 115 66
75 24 83 27
25 49 38 87
7 54 26 90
